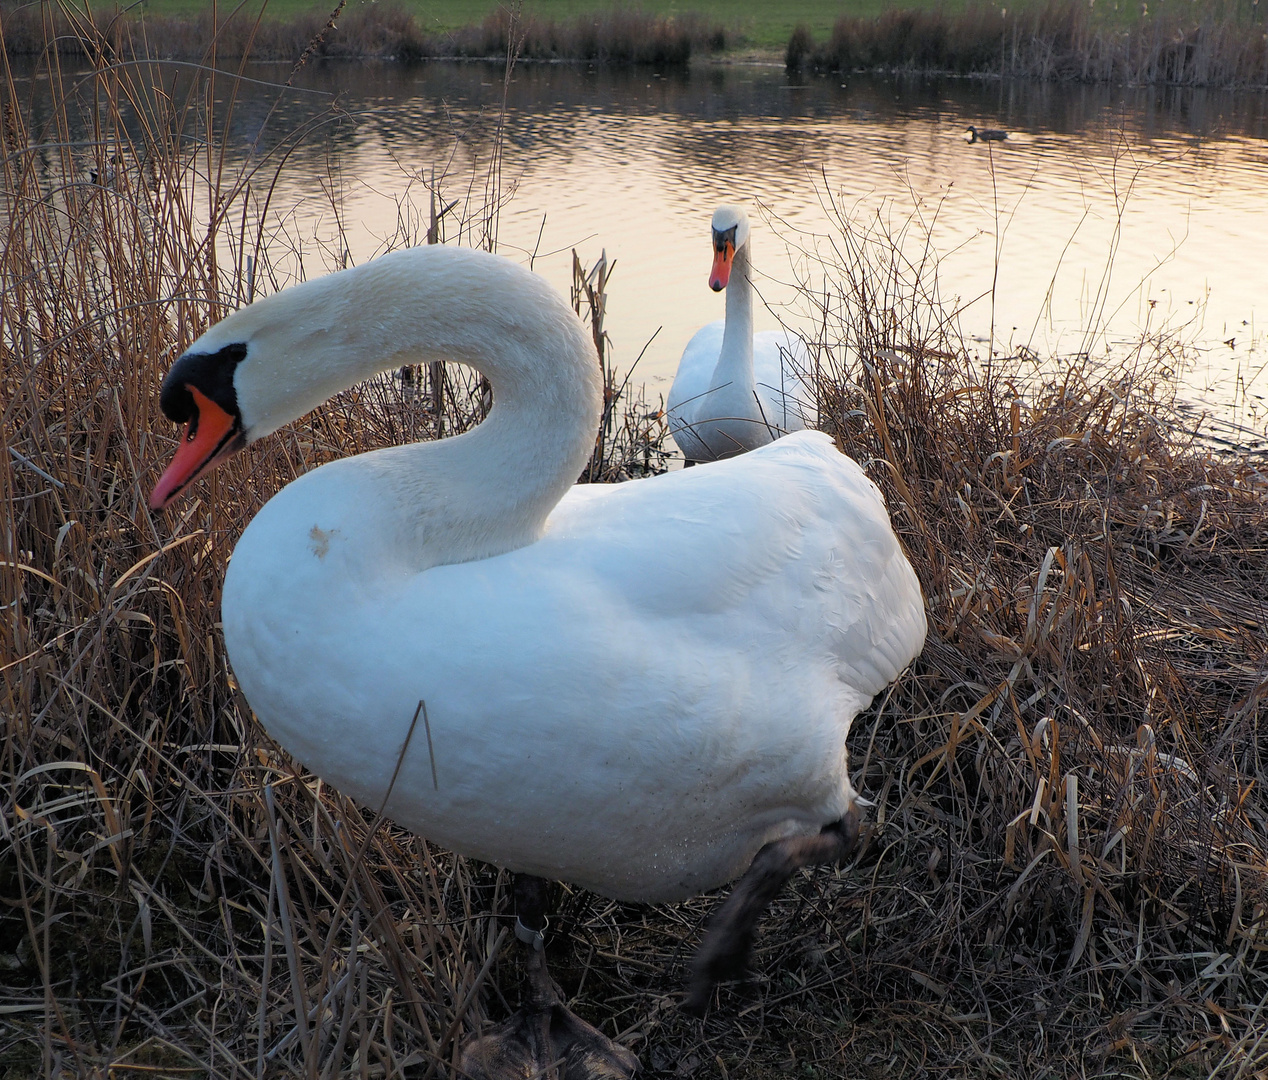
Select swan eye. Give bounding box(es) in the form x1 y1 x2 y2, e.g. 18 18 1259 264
711 225 738 253
160 342 247 424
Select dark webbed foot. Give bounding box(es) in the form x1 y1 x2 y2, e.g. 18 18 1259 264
460 946 638 1080
684 807 860 1016
460 876 639 1080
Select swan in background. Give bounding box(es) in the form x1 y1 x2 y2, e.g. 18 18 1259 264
668 204 815 463
964 125 1008 143
149 244 927 1077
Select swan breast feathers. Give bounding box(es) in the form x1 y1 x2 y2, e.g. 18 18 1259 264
668 205 816 461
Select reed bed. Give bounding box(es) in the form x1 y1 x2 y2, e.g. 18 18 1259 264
789 0 1268 87
0 2 730 66
0 21 660 1078
4 15 1268 1080
768 199 1268 1075
7 0 1268 85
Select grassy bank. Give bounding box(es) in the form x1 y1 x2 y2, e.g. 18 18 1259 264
94 0 1268 52
77 0 1014 52
7 0 1268 84
0 1 733 65
788 0 1268 85
4 15 1268 1080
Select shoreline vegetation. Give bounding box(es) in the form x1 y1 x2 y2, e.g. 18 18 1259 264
1 0 1267 86
4 10 1268 1080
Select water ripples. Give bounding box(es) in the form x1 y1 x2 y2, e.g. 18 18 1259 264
11 56 1265 427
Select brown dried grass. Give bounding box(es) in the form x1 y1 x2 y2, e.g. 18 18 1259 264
0 1 729 66
0 18 659 1077
794 0 1268 88
773 195 1268 1075
3 14 1268 1080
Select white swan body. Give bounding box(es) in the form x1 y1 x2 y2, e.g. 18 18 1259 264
157 245 926 906
667 206 815 463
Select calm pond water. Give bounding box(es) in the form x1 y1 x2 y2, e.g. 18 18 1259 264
14 58 1268 444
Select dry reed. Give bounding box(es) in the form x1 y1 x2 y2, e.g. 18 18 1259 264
9 0 1265 84
0 13 660 1078
0 2 729 66
766 194 1268 1075
792 0 1268 88
3 11 1268 1080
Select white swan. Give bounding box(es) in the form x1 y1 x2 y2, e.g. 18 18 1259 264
150 244 926 1071
667 205 815 463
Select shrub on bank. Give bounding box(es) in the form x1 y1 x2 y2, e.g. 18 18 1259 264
6 0 1264 84
785 22 813 74
452 6 722 65
790 0 1268 87
0 1 728 64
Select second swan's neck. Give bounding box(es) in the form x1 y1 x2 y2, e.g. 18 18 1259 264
712 242 755 395
223 247 602 572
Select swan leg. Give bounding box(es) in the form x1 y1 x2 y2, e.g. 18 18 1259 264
684 806 861 1016
460 875 640 1080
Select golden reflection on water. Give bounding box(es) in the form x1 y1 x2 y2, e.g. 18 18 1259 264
16 57 1266 430
261 62 1267 430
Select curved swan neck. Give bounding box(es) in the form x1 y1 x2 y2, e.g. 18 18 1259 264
212 247 602 567
713 241 755 391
